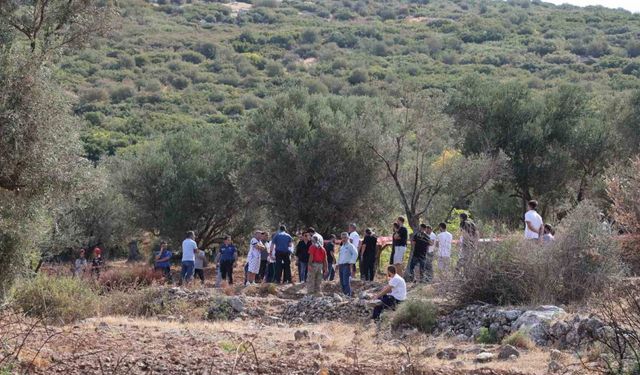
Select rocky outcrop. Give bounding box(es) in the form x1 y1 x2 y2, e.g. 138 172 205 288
280 295 370 323
435 303 605 348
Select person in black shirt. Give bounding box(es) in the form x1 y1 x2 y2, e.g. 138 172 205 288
359 228 378 281
392 217 409 276
295 232 311 283
324 234 337 281
409 224 434 283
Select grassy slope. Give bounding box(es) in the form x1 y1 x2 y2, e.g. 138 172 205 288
54 0 640 160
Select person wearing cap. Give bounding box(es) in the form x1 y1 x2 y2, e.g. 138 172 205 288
337 232 358 296
371 265 406 320
307 235 328 296
91 246 104 278
218 235 237 285
154 241 173 283
359 228 377 281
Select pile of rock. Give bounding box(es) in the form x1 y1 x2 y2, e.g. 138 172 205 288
433 303 524 343
280 294 371 323
434 303 606 348
206 295 246 321
166 287 212 305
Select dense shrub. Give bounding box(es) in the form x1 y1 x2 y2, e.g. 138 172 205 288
348 68 369 85
101 288 167 317
390 299 437 333
110 86 135 103
450 202 624 306
12 275 98 324
97 266 164 292
502 330 535 349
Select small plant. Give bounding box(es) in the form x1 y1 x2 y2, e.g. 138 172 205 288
218 341 237 353
502 330 534 349
476 327 498 344
12 275 98 324
390 299 437 333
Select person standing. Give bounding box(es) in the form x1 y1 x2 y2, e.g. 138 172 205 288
371 265 407 320
219 235 237 285
408 224 432 283
348 223 360 276
91 247 104 278
295 232 311 283
154 241 173 283
458 213 478 271
194 247 206 285
307 235 328 296
337 232 358 296
74 249 88 278
524 200 544 242
271 226 293 284
324 234 337 281
360 228 377 281
181 231 198 285
246 231 264 285
542 224 555 244
392 217 408 276
435 223 452 274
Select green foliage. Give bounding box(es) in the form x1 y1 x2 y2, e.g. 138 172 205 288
390 299 438 333
112 126 253 248
476 327 498 344
502 330 535 349
12 275 98 324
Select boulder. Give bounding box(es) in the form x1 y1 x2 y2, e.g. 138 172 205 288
548 360 563 373
497 345 520 360
228 296 245 313
512 305 565 345
549 349 564 361
294 330 310 341
436 348 458 360
475 352 495 363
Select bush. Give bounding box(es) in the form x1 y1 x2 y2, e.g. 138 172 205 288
97 266 164 292
110 86 135 103
476 327 498 344
390 299 437 333
449 201 625 306
101 288 167 317
348 68 368 85
502 330 534 349
12 275 98 324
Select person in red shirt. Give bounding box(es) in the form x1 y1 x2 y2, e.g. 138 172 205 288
306 235 328 296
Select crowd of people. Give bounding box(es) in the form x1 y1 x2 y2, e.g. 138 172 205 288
73 199 552 320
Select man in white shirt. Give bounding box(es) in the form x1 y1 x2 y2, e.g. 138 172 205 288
348 223 360 275
524 200 544 241
372 265 406 320
181 231 198 284
435 222 453 274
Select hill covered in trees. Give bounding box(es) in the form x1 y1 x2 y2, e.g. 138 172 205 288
63 0 640 161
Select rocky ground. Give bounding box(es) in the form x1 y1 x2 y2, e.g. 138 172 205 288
2 269 600 374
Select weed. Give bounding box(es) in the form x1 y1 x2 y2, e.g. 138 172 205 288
390 299 437 333
502 330 534 349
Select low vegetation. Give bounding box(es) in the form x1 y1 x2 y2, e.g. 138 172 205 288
502 331 535 350
451 202 624 306
12 275 98 325
390 299 438 333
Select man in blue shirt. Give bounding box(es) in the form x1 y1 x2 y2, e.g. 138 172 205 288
154 240 172 283
337 232 358 296
181 231 198 285
219 235 237 285
270 225 293 284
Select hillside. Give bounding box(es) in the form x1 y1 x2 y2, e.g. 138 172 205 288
59 0 640 161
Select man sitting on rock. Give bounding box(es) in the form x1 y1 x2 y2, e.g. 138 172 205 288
371 265 407 320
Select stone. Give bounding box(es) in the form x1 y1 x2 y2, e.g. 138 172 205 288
311 343 322 351
512 305 565 345
421 347 437 357
475 352 495 363
294 330 310 341
454 334 470 342
497 345 520 360
436 348 458 360
548 360 563 373
228 297 245 313
549 349 564 361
